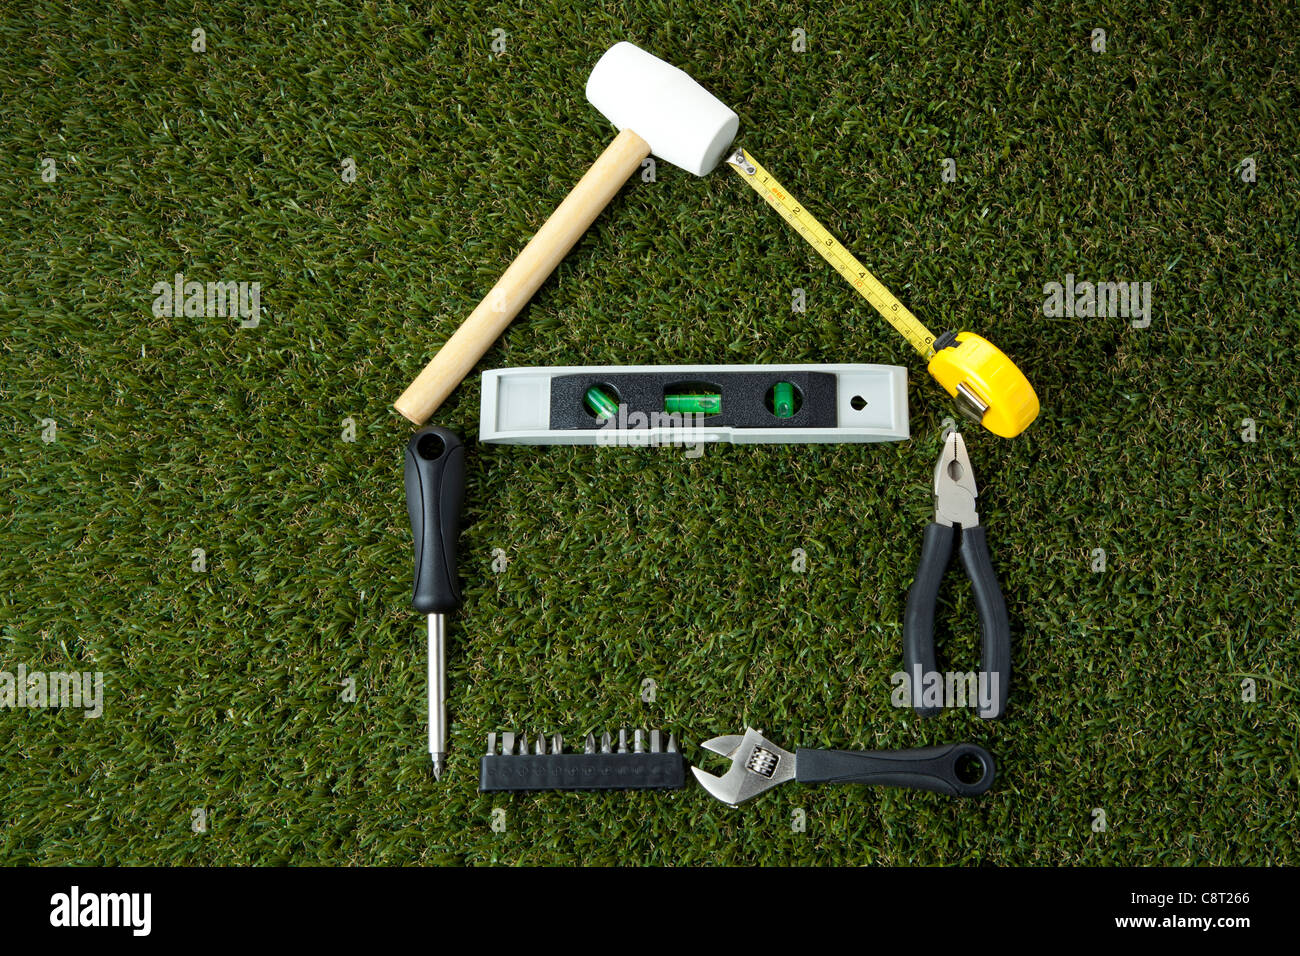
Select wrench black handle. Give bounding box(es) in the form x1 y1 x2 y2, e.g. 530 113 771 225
795 743 995 797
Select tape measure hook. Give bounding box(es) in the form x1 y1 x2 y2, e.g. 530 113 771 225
728 148 756 175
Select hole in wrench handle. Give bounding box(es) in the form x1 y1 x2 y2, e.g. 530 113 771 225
793 743 995 797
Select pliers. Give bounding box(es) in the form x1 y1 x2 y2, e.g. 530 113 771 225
903 431 1010 719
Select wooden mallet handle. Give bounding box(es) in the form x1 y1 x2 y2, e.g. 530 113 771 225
394 128 650 425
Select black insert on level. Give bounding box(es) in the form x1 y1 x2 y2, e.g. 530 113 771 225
550 370 838 430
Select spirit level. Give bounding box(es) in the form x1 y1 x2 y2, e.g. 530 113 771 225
479 364 909 445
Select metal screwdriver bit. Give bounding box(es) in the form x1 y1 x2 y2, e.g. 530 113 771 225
584 733 596 754
667 733 677 753
428 615 447 780
487 732 497 756
617 729 628 753
600 732 612 754
634 729 645 753
650 730 661 753
502 732 516 755
552 733 563 754
534 733 545 754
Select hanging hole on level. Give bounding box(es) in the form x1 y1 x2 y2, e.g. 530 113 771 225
850 395 867 411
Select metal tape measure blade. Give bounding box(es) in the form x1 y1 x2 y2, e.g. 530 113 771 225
726 148 936 358
726 147 1039 438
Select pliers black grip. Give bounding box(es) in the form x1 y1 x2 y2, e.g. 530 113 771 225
903 433 1010 719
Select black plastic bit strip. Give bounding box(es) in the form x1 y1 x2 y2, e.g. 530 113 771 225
478 752 685 792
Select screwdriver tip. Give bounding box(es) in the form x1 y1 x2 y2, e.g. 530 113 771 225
431 754 445 780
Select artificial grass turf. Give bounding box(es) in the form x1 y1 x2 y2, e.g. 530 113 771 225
0 0 1297 865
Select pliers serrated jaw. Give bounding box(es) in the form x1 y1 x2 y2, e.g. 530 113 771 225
933 431 980 528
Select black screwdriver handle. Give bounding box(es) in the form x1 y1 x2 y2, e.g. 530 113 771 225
795 743 995 797
404 427 464 614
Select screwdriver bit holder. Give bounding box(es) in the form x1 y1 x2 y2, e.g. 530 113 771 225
479 730 686 792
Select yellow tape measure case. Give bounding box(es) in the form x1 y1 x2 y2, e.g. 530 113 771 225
927 332 1039 438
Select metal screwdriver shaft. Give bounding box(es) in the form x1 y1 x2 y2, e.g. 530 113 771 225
404 427 465 781
427 612 446 777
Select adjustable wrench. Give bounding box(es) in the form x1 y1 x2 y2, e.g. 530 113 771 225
691 727 995 807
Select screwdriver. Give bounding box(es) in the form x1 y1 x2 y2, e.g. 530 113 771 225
403 426 465 780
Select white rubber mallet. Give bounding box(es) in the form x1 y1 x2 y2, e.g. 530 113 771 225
394 41 739 425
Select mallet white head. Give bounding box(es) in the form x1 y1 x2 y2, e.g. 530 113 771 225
586 41 739 177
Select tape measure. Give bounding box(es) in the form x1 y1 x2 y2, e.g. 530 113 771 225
726 148 1039 438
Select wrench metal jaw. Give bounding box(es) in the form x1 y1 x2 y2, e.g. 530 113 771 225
700 734 745 757
691 728 797 806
